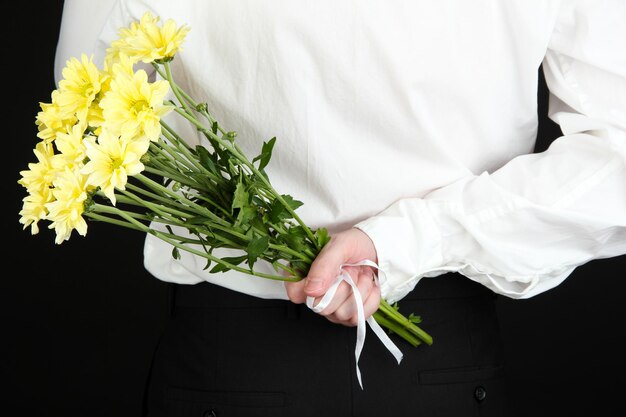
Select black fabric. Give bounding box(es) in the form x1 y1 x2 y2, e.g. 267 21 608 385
142 273 510 417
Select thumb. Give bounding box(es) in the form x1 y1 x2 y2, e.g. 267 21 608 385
304 236 349 298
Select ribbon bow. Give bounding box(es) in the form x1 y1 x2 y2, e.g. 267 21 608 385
306 259 404 389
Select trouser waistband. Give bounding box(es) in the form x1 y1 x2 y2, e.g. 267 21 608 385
172 272 494 309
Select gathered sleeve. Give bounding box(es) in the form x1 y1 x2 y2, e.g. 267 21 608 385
356 0 626 303
53 0 120 82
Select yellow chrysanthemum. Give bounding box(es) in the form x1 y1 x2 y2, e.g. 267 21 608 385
90 55 138 135
107 11 190 64
46 167 93 244
19 187 54 235
81 128 150 205
51 120 91 171
56 54 103 122
104 52 136 79
18 141 57 193
86 104 105 132
106 20 142 67
100 69 173 141
36 91 77 143
85 70 112 130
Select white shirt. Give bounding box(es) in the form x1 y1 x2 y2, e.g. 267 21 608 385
55 0 626 304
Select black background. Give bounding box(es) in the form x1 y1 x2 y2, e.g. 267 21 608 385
5 2 625 416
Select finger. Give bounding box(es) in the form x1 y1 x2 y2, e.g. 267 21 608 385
362 280 381 319
284 279 307 304
310 266 359 316
328 269 376 325
313 279 354 317
304 237 349 297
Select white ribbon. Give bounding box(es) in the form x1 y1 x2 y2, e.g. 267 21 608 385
305 260 403 389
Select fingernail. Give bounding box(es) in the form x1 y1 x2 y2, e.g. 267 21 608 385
305 279 323 292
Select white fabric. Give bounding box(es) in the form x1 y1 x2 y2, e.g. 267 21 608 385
54 0 626 303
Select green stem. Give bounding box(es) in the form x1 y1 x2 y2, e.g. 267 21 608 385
150 61 432 348
158 123 224 184
134 173 231 227
85 211 146 232
164 61 190 113
372 311 422 348
122 184 203 219
377 299 433 345
157 60 318 248
93 203 297 282
134 166 232 220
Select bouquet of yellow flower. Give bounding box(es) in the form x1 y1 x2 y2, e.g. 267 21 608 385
18 12 432 351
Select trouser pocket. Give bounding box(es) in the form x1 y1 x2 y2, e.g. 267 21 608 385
416 365 508 417
167 387 286 417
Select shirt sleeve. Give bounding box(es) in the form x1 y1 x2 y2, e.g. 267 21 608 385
53 0 120 82
355 0 626 303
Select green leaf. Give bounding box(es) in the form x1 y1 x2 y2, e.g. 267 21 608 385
252 195 269 208
249 216 269 234
290 260 310 277
252 137 276 171
408 313 422 324
235 206 257 229
232 180 249 211
315 227 330 248
286 225 307 238
186 216 212 226
209 255 248 273
281 194 304 210
171 246 181 260
282 229 306 252
201 246 214 270
227 158 240 177
246 235 270 268
268 200 286 223
209 136 230 164
203 259 211 270
196 145 218 174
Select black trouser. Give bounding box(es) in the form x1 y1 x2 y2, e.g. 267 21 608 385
142 273 510 417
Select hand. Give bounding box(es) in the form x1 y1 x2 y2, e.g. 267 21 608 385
285 227 381 326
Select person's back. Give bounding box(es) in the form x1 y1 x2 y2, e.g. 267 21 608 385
52 1 626 416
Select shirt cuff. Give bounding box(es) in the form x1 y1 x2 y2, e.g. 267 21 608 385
354 198 446 303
